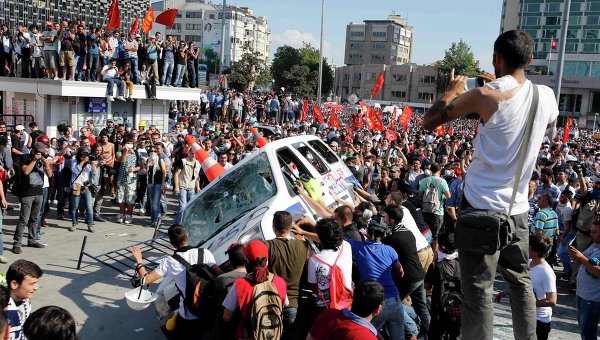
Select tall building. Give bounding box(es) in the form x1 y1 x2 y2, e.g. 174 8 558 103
344 13 414 66
153 0 271 67
500 0 600 128
0 0 145 31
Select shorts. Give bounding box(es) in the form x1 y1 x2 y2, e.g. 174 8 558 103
59 50 75 67
117 180 137 205
32 56 45 69
43 50 58 69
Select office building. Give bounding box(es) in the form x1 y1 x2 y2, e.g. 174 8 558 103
500 0 600 128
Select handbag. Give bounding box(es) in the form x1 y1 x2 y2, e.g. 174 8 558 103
455 84 539 255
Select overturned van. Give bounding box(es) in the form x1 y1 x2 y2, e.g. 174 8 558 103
180 135 358 265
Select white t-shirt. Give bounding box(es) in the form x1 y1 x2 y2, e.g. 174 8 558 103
401 206 429 251
307 240 353 307
21 132 30 154
155 248 217 320
529 260 556 323
463 77 559 215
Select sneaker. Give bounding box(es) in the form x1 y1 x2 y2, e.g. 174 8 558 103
128 97 135 102
139 208 146 215
95 215 107 222
27 241 46 248
69 225 76 232
53 76 59 80
126 215 133 224
0 255 8 264
12 245 21 254
116 215 124 223
107 96 114 102
116 96 126 101
58 214 65 220
52 199 58 205
87 225 95 233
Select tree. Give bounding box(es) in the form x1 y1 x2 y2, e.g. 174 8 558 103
226 51 271 93
271 45 301 91
202 49 220 76
436 39 481 92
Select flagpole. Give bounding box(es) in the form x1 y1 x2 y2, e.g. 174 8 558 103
317 0 325 105
547 38 552 75
551 0 571 135
219 0 227 82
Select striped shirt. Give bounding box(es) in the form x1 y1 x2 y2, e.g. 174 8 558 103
531 207 558 237
7 298 31 340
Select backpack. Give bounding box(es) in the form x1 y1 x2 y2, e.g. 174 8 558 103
172 248 216 319
422 177 441 213
438 261 462 337
311 243 353 309
245 273 284 340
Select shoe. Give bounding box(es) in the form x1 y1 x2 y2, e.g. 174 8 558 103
27 241 46 248
107 96 114 102
95 215 107 222
12 246 21 254
128 97 135 102
58 214 65 220
69 225 76 232
116 215 124 223
0 255 8 264
139 208 146 215
116 96 126 101
52 200 58 205
53 76 59 80
126 215 133 224
87 225 95 233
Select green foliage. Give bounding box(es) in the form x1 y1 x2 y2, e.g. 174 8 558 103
436 39 481 92
226 51 271 93
271 44 334 99
202 48 220 75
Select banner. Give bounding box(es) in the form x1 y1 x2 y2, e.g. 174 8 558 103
301 100 308 122
358 101 369 116
398 105 413 129
372 109 385 131
389 106 397 130
563 117 572 144
312 105 324 124
155 8 178 27
130 16 139 35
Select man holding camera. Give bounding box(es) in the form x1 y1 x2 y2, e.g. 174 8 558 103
100 58 125 101
422 31 559 340
12 143 52 254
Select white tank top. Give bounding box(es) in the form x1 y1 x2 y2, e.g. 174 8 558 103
463 75 559 215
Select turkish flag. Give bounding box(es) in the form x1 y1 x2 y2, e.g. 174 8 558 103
155 8 178 28
106 0 120 31
142 5 154 34
312 105 324 124
551 37 557 50
386 130 399 142
130 16 139 35
563 117 572 144
301 100 309 122
329 110 341 129
399 105 413 129
371 72 384 98
447 126 453 136
389 106 397 130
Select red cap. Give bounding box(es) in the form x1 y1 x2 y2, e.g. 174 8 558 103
46 21 53 27
243 240 268 262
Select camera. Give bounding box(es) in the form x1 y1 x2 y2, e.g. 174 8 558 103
465 77 485 91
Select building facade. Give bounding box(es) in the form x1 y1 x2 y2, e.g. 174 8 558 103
153 0 270 67
0 0 145 31
344 14 414 66
500 0 600 128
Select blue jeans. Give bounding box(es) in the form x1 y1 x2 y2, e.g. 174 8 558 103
148 184 162 224
162 61 174 85
577 296 600 340
404 305 420 338
558 233 575 274
371 296 404 340
282 307 298 340
87 54 99 80
105 78 124 96
399 280 430 333
71 189 93 225
129 58 139 84
75 54 86 80
174 64 185 86
176 188 194 225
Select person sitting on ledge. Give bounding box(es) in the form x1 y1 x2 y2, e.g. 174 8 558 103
100 58 125 102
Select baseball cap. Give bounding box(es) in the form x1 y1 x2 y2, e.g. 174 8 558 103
243 240 269 262
135 34 141 38
107 119 113 123
46 21 53 27
15 125 25 131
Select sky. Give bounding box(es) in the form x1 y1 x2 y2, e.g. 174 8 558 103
233 0 503 72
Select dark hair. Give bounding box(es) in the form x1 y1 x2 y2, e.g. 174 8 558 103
383 204 404 225
7 260 43 287
529 234 552 259
0 311 7 338
438 232 457 254
351 281 384 317
272 211 292 232
0 285 9 309
167 224 188 248
226 244 247 268
430 162 441 174
493 30 534 70
23 306 78 340
386 192 404 205
315 218 343 250
334 205 353 224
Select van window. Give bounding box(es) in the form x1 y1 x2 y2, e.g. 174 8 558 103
308 139 339 164
293 142 330 175
182 153 277 247
276 147 312 196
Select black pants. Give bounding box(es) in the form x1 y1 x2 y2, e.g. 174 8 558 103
144 82 156 98
536 320 551 340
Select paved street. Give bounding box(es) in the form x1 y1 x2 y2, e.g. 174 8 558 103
0 196 584 340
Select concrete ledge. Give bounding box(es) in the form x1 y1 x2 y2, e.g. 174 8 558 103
0 77 201 101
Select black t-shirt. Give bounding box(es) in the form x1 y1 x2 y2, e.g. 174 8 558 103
425 258 460 315
20 154 44 197
29 130 45 144
383 227 425 283
10 133 23 159
343 223 363 241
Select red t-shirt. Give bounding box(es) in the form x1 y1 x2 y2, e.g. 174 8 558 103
309 309 378 340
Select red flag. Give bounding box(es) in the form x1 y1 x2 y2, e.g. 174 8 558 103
372 109 385 131
347 127 354 140
106 0 120 31
436 125 445 135
447 126 453 136
301 100 309 122
551 37 557 50
563 117 572 144
389 106 397 130
329 110 341 129
398 105 413 129
130 16 139 35
312 105 324 124
371 72 384 98
365 107 375 130
155 8 178 27
142 6 154 34
385 130 399 142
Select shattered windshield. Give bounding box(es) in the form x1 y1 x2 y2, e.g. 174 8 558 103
182 153 277 246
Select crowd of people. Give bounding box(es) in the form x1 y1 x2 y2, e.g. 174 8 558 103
0 29 598 340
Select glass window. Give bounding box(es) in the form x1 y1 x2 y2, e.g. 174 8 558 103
524 16 540 25
372 31 387 38
308 140 339 164
589 2 600 11
350 31 365 37
559 94 582 112
583 43 600 53
570 15 582 25
545 17 560 25
391 91 406 98
293 143 330 175
592 62 600 78
567 29 579 39
588 16 600 25
524 3 539 12
372 43 386 49
525 29 538 38
545 3 561 12
566 42 579 52
585 29 599 39
543 29 558 38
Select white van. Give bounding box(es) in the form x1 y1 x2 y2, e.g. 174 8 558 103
180 135 358 265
